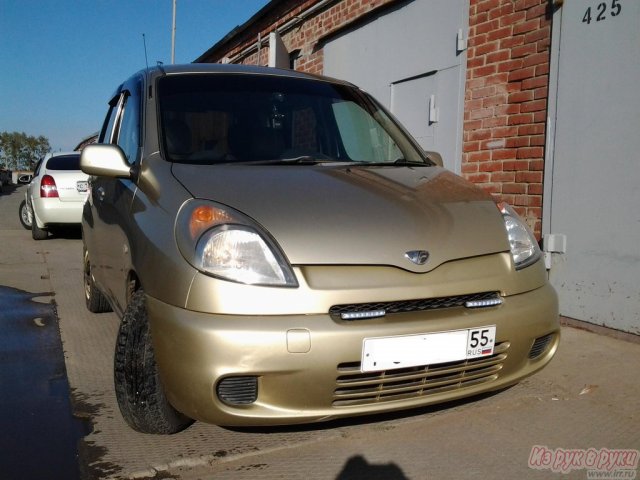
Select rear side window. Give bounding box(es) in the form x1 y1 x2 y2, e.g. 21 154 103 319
33 159 44 176
46 155 81 170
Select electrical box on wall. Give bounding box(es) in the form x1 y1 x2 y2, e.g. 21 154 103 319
544 233 567 253
543 233 567 270
457 28 466 53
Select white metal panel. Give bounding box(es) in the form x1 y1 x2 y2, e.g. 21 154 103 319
323 0 468 172
546 0 640 334
269 31 289 69
390 74 437 151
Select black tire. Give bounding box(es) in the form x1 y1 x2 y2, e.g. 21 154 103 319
114 289 193 434
31 215 48 240
83 248 111 313
19 200 32 229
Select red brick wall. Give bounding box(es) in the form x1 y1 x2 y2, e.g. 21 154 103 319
463 0 551 237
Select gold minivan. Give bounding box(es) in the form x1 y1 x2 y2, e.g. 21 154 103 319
81 64 559 434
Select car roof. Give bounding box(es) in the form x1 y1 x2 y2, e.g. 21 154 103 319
43 151 80 161
137 63 353 88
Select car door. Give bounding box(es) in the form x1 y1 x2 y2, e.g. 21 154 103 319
88 77 142 315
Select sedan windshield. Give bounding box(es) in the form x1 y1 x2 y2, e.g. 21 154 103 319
158 73 427 165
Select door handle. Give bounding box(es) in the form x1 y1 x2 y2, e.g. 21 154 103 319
96 187 105 202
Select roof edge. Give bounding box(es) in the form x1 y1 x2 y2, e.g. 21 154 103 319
194 0 288 63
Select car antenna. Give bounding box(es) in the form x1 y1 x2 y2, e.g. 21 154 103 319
142 33 149 70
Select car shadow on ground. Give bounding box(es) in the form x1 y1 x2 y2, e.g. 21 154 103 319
48 225 82 240
336 455 409 480
0 182 24 196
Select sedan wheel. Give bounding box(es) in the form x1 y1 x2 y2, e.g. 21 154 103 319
114 289 193 434
19 200 32 230
31 213 48 240
83 248 111 313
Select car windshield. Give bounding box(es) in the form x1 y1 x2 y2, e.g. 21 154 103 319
158 73 428 166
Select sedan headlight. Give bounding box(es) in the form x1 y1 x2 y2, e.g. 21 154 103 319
498 203 541 270
176 200 297 286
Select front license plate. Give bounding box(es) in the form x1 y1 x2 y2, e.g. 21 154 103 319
76 181 88 193
361 326 496 373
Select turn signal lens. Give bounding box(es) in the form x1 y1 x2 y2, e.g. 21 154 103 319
189 205 234 239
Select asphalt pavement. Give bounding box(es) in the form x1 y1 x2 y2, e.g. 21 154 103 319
0 183 638 480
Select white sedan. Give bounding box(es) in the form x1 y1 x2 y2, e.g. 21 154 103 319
21 151 89 240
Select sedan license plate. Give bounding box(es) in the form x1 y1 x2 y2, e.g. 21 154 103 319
361 326 496 373
77 181 88 193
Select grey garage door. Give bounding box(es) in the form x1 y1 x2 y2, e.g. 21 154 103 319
323 0 468 173
546 0 640 334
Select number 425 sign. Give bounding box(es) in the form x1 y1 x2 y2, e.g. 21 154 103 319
582 0 622 25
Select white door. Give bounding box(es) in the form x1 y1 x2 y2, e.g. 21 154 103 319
546 0 640 334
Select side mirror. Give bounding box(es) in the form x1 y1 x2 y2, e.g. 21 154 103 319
424 150 443 167
80 144 132 178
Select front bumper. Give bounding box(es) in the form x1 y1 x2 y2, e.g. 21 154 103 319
148 282 559 427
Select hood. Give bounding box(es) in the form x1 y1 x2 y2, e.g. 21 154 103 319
171 164 510 273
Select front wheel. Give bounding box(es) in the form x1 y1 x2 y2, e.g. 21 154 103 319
114 289 193 434
19 200 32 229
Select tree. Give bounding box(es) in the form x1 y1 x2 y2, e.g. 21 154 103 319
0 131 51 170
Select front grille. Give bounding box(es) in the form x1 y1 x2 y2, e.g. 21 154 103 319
333 342 509 407
528 333 554 359
217 376 258 405
329 292 500 318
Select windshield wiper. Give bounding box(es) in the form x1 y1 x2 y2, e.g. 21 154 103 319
239 156 343 165
394 158 428 165
355 158 430 167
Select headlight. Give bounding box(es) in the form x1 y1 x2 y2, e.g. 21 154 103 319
498 203 541 270
176 200 298 287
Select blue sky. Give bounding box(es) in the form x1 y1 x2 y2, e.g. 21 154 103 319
0 0 270 152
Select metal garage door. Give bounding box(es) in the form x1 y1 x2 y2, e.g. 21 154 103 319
545 0 640 334
323 0 468 173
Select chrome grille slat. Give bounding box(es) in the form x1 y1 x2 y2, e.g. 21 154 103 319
333 342 509 407
336 354 507 388
335 364 504 399
334 375 500 407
